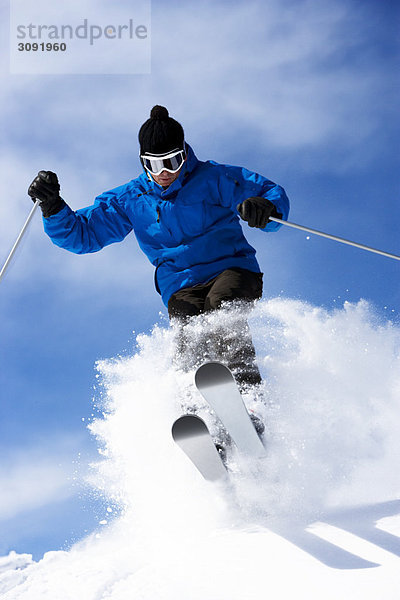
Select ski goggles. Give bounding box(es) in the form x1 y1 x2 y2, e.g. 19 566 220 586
141 148 186 176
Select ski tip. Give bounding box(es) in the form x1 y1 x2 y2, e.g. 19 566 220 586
195 361 234 389
172 414 209 441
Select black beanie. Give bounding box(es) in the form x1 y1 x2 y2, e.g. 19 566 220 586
138 105 185 155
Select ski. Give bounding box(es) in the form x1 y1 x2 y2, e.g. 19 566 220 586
195 361 266 458
172 414 227 481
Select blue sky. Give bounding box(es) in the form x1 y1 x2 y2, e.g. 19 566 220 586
0 0 399 560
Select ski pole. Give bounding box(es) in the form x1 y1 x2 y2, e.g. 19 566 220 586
269 216 400 262
0 200 41 284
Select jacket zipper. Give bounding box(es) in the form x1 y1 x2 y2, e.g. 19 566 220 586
156 203 173 236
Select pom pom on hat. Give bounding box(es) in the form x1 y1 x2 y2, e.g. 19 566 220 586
150 105 169 120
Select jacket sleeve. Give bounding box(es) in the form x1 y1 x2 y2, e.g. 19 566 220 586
43 188 134 254
218 164 290 232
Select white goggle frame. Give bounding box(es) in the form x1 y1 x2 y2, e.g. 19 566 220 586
141 147 186 176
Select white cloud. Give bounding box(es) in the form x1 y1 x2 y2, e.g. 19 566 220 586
2 0 393 157
148 0 391 154
0 438 85 521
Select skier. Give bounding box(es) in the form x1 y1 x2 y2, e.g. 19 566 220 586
28 105 289 390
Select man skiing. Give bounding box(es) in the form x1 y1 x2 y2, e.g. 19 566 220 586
28 105 289 389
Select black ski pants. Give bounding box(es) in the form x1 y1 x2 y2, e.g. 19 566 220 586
167 268 263 388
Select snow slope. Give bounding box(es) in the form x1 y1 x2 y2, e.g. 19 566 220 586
1 298 400 599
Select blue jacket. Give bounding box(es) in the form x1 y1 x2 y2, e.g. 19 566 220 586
44 145 289 306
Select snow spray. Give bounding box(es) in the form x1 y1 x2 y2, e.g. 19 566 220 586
2 298 400 599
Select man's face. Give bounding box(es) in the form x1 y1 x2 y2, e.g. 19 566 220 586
151 167 183 187
141 147 186 188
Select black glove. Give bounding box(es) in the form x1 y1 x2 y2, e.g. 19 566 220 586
28 171 65 218
237 196 281 229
